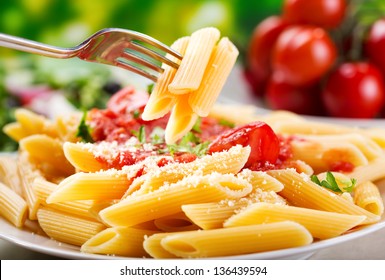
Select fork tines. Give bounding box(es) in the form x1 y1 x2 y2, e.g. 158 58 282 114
116 37 182 82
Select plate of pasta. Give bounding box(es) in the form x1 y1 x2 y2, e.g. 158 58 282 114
1 27 385 260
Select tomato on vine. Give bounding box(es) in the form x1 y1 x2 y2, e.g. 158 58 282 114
247 16 289 96
322 62 385 118
282 0 347 29
265 74 323 115
365 18 385 74
272 25 337 86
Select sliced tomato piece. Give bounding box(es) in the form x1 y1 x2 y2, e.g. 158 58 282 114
208 121 280 168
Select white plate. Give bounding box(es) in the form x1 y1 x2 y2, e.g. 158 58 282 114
1 163 385 260
1 66 385 259
1 190 385 260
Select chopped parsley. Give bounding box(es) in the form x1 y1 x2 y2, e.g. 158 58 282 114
150 127 165 145
76 111 94 143
311 171 356 193
167 132 210 157
133 126 210 157
131 125 146 143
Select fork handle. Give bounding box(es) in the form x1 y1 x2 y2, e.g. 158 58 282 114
0 33 79 59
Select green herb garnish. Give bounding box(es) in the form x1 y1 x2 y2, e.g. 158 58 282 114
167 132 210 157
131 125 146 143
150 127 165 145
132 110 140 119
311 171 356 193
76 111 94 143
192 117 202 133
147 83 154 94
191 141 210 157
219 119 235 128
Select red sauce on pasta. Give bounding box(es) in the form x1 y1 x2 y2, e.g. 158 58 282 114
329 161 355 173
86 87 296 171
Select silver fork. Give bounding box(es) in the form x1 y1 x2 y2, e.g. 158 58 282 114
0 28 182 82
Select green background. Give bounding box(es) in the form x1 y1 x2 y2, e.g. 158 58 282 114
0 0 283 54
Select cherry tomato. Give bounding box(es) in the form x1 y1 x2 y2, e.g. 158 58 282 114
265 74 324 115
247 16 289 96
365 18 385 74
283 0 347 29
208 121 280 167
107 86 149 114
272 25 337 86
322 62 385 118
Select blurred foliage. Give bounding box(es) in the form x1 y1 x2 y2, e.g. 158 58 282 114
0 0 283 54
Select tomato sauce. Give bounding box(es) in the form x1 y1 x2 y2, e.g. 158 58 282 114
85 86 298 172
329 161 355 173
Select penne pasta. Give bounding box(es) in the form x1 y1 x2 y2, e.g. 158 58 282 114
17 151 43 220
19 134 75 177
0 155 22 196
81 227 159 257
182 189 286 230
129 145 250 195
55 112 82 142
268 169 380 224
13 108 58 139
33 178 97 219
354 181 384 216
159 221 312 258
188 37 239 117
100 173 252 227
142 36 190 121
143 232 180 259
348 158 385 184
63 142 106 172
165 95 198 144
0 182 28 227
2 122 30 142
300 133 383 161
153 212 200 232
223 202 366 239
37 206 106 246
237 169 284 192
168 27 220 94
290 138 368 173
46 167 140 203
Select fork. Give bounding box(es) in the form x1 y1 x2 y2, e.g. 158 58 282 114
0 28 182 82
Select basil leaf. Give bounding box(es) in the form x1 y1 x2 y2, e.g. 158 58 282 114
326 171 340 191
310 175 321 185
311 171 356 193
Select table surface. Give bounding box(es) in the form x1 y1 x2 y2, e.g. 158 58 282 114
2 226 385 260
